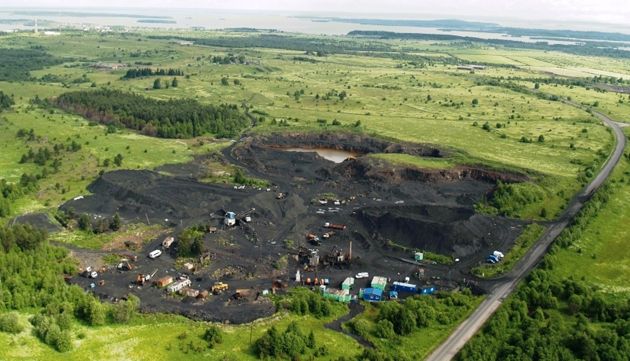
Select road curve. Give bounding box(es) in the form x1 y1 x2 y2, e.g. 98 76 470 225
425 108 627 361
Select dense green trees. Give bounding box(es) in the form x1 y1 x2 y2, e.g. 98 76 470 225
53 89 249 138
0 312 24 334
202 325 223 348
177 226 205 258
255 322 320 359
0 90 13 110
122 68 183 79
485 181 545 217
211 54 246 64
0 48 61 81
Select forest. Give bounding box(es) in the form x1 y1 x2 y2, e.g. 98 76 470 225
0 48 61 81
51 89 250 138
148 34 393 55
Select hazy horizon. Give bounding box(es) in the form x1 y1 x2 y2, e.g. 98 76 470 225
2 0 629 28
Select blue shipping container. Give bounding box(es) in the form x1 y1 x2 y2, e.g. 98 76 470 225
391 281 417 293
363 288 383 302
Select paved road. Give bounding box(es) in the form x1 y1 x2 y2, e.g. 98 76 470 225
425 108 627 361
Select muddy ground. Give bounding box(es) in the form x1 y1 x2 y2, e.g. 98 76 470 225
61 132 526 323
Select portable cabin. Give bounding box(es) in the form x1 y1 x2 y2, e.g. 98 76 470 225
167 279 191 293
371 276 387 291
341 277 355 290
391 281 417 293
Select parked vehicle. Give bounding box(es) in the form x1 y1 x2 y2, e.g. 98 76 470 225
149 250 162 259
355 272 369 279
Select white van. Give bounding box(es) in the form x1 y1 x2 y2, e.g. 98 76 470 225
355 272 369 279
148 250 162 259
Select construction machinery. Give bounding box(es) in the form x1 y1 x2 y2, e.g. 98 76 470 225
136 269 158 286
211 281 229 294
117 260 134 271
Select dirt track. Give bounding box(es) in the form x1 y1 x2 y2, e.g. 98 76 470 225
60 132 527 323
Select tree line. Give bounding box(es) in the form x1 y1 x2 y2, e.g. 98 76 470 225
122 68 184 79
52 89 250 138
0 90 13 110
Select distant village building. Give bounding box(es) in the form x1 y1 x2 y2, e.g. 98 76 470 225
93 62 126 70
457 65 487 71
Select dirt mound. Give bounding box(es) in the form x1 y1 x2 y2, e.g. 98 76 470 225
13 213 61 233
62 170 249 224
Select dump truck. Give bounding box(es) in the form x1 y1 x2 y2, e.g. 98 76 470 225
211 282 229 294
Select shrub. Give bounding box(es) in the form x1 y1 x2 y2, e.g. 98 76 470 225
0 312 24 334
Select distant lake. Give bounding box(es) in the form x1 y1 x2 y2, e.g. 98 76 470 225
0 8 626 46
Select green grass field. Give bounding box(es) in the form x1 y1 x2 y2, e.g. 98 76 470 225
550 129 630 294
0 310 362 361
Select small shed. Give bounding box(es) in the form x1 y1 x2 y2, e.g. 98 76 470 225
362 288 383 302
155 276 174 288
180 288 200 298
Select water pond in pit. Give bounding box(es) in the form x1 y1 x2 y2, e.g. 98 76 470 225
283 147 357 163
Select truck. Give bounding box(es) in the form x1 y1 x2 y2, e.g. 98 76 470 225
486 254 499 264
324 222 346 231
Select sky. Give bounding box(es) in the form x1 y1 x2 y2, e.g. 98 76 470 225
3 0 630 26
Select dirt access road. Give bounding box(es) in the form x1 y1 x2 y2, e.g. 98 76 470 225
425 109 627 361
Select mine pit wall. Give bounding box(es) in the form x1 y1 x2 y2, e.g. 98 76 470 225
336 158 527 185
246 132 446 157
